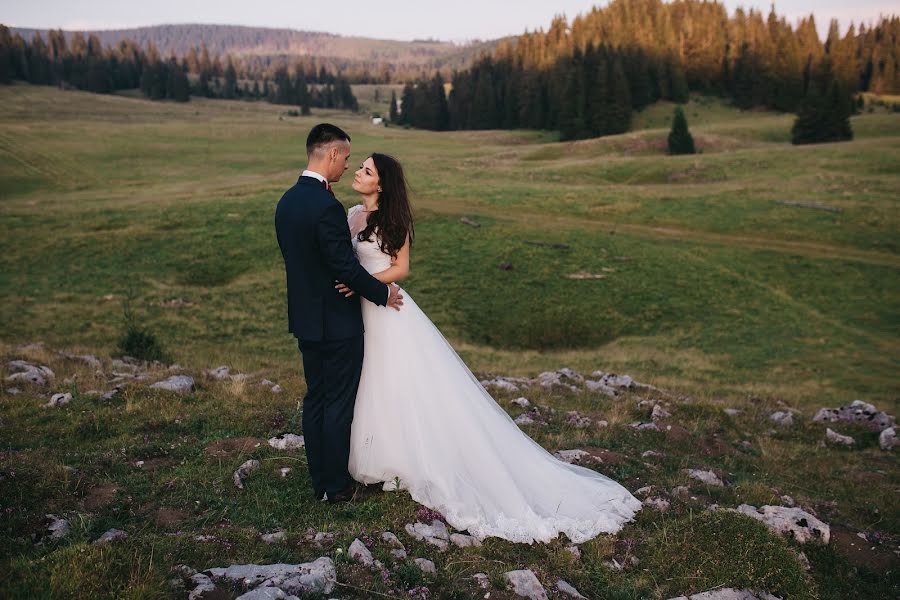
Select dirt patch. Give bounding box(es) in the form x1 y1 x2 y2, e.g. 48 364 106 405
664 424 693 443
204 437 266 458
154 507 189 527
583 447 629 465
831 525 899 572
82 483 118 511
697 435 732 457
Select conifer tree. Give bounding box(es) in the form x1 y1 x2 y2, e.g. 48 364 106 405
389 90 398 122
668 106 696 154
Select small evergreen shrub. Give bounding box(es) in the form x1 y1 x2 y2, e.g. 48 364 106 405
667 106 696 155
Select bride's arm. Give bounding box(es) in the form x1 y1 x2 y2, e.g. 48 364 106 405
371 234 411 284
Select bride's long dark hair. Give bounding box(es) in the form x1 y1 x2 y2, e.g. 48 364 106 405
357 153 414 258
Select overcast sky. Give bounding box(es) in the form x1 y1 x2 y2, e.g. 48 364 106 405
3 1 895 42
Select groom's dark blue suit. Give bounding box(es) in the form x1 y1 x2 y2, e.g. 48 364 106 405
275 175 389 498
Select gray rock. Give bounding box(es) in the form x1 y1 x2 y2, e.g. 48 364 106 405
634 485 653 496
404 520 449 550
724 408 742 416
565 411 593 428
511 396 531 407
685 469 724 487
671 485 690 496
268 434 305 450
381 531 404 547
6 363 53 386
879 427 895 450
505 569 548 600
644 497 670 512
349 538 374 566
652 404 672 420
666 589 782 600
592 371 634 389
449 533 482 548
6 387 21 395
94 528 127 544
188 573 216 600
473 573 490 589
480 377 520 392
279 468 292 478
206 558 336 595
233 459 260 489
390 548 407 559
150 375 195 395
554 449 591 464
564 544 581 560
733 504 830 545
261 530 287 544
46 514 70 539
236 588 299 600
270 384 283 394
63 353 102 369
642 450 664 458
556 579 587 599
414 558 436 574
206 366 231 380
769 411 794 427
100 387 122 401
44 392 72 408
514 414 535 426
630 421 660 431
825 428 854 446
537 370 580 392
780 495 795 507
813 400 895 432
585 379 618 397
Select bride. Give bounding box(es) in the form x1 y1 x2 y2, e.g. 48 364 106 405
337 153 641 544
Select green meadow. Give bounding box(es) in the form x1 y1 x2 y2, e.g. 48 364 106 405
0 84 897 598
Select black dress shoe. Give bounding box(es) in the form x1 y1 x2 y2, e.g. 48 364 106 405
326 484 357 503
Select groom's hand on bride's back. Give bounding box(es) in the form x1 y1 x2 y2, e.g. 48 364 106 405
387 284 403 311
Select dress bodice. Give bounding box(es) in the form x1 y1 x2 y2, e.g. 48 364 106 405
349 205 392 274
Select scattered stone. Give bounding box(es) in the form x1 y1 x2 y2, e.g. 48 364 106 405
554 449 592 464
391 548 407 559
585 379 618 397
480 377 520 392
270 385 283 394
279 468 292 478
564 544 581 560
671 485 690 497
825 427 855 446
644 497 670 512
685 469 724 487
5 362 54 386
43 392 72 408
511 397 530 408
188 573 216 600
879 427 895 450
206 558 336 596
537 369 582 391
414 558 436 574
449 533 482 548
268 434 305 450
796 551 811 571
505 569 548 600
780 495 796 507
349 538 374 566
94 528 127 544
405 520 449 550
233 459 260 489
6 387 21 395
565 411 593 428
666 589 782 600
566 271 606 280
813 400 895 432
630 421 660 431
100 387 122 401
651 404 672 420
556 579 587 599
591 371 634 389
724 408 742 416
473 573 490 589
634 485 653 496
642 450 664 458
460 216 480 228
733 504 830 545
206 366 231 380
46 514 70 539
236 588 300 600
261 530 287 544
312 531 335 546
150 375 195 395
769 411 794 427
514 414 535 426
381 531 404 547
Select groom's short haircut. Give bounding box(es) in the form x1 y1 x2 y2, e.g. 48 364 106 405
306 123 351 156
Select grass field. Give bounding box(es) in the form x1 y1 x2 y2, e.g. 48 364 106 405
1 84 898 599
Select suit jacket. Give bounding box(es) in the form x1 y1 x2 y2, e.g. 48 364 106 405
275 175 389 341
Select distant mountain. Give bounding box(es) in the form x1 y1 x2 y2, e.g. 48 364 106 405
11 23 504 73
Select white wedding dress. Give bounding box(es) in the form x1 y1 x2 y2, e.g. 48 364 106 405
346 205 641 543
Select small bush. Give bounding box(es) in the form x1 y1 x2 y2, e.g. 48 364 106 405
667 106 696 155
117 297 167 362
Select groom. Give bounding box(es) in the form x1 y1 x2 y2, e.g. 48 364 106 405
275 123 403 502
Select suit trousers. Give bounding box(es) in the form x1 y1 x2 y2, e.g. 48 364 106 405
297 335 365 496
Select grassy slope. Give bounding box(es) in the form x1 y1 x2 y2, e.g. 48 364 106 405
0 86 897 598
